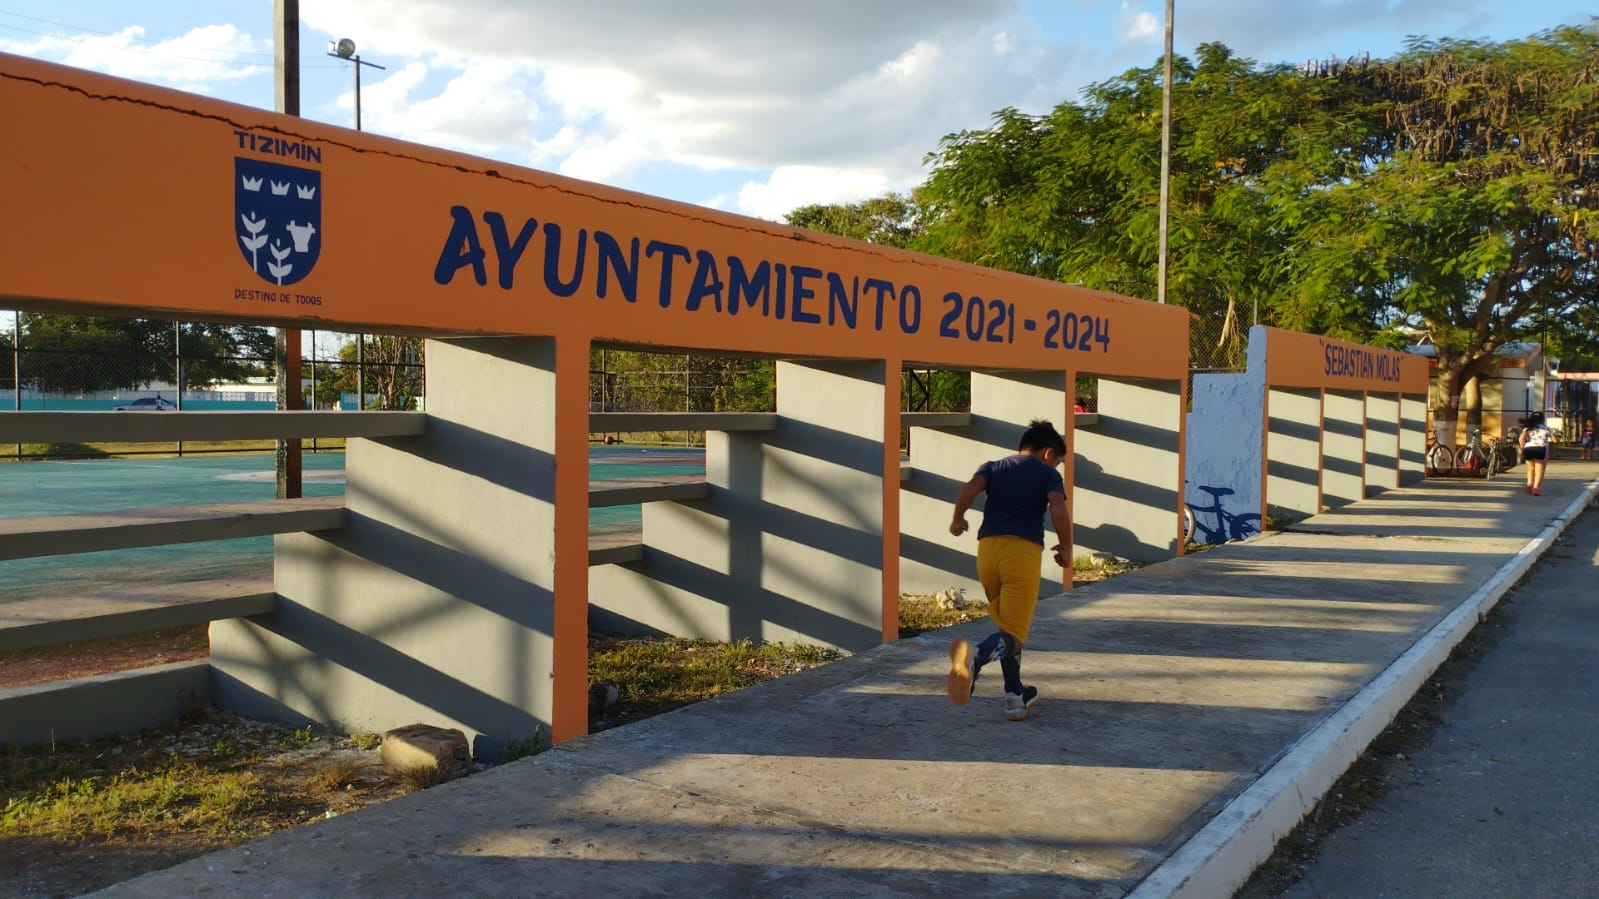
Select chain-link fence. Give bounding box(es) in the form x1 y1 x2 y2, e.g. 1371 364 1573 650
1 311 425 457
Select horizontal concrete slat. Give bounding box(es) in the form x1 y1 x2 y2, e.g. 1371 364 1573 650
0 410 427 444
0 497 345 561
0 576 275 652
589 475 708 507
590 412 777 432
0 660 212 747
902 412 972 428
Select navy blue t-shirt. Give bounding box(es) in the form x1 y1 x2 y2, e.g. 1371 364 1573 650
975 454 1065 546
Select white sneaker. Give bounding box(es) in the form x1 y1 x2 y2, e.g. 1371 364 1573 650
1003 686 1039 721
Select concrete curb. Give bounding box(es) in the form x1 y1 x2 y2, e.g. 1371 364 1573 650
1128 477 1599 899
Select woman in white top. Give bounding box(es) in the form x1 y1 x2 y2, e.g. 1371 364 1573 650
1519 411 1554 496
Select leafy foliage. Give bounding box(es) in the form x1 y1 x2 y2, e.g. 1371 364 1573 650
17 315 274 394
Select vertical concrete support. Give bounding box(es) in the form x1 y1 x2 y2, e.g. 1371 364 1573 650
1266 387 1323 521
899 371 1067 598
1364 393 1401 495
1321 390 1365 508
213 337 559 761
1185 338 1266 533
589 360 889 652
1399 393 1427 485
1074 378 1183 562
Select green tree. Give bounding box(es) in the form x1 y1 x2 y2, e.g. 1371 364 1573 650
785 194 922 247
915 43 1334 369
1277 27 1599 434
17 314 274 394
307 335 424 410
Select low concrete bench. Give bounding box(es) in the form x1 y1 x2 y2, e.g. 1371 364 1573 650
0 410 427 444
0 576 275 653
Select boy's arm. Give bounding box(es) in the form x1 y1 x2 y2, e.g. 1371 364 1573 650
1047 490 1070 567
949 475 987 536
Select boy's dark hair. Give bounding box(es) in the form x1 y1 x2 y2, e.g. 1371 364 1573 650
1017 419 1067 455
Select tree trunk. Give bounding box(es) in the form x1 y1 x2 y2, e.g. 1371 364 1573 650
1432 363 1464 448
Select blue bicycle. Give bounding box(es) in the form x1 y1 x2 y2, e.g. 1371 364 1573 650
1182 484 1263 545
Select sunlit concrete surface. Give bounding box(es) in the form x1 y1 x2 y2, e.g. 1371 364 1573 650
102 464 1599 899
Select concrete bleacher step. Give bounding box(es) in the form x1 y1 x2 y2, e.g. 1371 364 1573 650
0 497 346 561
0 410 427 444
0 576 276 653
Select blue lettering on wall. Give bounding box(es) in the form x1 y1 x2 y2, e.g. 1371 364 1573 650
687 250 724 312
646 240 691 308
484 212 537 290
727 258 770 316
826 273 859 329
594 231 639 302
542 223 587 298
435 206 488 286
431 205 1107 348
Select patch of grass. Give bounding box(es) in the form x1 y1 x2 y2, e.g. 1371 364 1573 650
306 757 364 793
3 442 109 461
897 595 985 638
504 728 548 762
587 636 842 730
2 760 265 841
349 731 382 752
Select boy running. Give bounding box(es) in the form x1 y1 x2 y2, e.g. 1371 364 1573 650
946 419 1071 721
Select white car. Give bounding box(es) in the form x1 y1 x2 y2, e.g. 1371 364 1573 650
111 396 177 411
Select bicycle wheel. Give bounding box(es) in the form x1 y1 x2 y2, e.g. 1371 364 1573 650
1181 505 1196 545
1458 445 1487 474
1426 443 1455 473
1486 446 1504 477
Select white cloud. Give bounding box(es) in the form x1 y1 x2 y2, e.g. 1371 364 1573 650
296 0 1090 214
0 23 266 92
1125 12 1160 42
735 165 896 221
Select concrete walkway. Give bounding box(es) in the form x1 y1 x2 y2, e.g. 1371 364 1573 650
101 464 1599 899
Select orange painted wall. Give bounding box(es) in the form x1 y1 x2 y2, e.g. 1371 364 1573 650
1262 327 1428 394
1 54 1193 743
0 54 1188 376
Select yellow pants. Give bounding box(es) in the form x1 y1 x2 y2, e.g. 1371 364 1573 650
976 536 1043 646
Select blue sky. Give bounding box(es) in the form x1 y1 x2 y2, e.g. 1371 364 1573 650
3 1 1594 221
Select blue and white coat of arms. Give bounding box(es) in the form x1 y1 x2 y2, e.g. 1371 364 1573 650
236 158 320 285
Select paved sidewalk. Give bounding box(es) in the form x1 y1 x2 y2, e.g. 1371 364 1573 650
100 464 1599 898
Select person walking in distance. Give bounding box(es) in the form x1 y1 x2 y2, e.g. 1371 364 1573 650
1520 411 1555 495
1580 418 1595 462
946 420 1071 721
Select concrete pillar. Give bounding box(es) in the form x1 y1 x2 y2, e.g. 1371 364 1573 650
589 359 889 652
899 371 1067 597
213 337 562 761
1399 393 1427 485
1364 393 1401 495
1321 390 1365 508
1074 378 1184 561
1184 336 1266 532
1266 387 1322 520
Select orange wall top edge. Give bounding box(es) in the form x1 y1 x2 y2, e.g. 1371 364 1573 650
0 54 1189 380
1261 326 1428 394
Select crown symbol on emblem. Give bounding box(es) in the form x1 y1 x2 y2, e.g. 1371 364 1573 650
241 175 264 191
296 184 317 200
269 180 291 196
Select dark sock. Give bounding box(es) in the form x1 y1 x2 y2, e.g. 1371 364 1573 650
1001 654 1024 695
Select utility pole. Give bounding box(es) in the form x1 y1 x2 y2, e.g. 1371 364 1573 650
274 0 303 498
1156 0 1174 305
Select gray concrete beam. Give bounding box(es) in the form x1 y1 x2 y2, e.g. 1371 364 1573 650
0 577 274 652
0 498 344 561
0 410 425 444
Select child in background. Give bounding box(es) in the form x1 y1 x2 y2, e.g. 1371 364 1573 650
1581 418 1595 462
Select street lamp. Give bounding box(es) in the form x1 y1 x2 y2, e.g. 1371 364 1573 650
326 37 385 132
327 38 384 409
